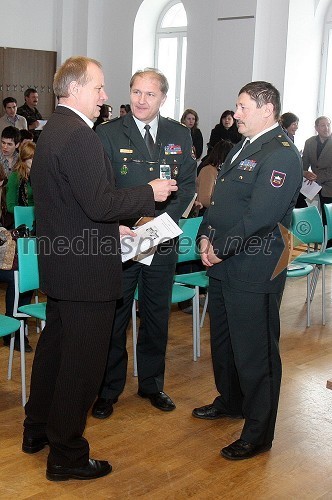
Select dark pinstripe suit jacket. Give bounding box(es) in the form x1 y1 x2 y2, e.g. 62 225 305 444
31 106 155 301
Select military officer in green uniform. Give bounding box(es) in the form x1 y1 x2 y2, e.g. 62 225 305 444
93 68 196 417
192 81 302 460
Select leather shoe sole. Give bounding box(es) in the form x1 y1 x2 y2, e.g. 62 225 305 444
92 397 118 419
221 439 272 460
22 435 49 454
138 390 176 411
192 404 243 420
46 458 112 481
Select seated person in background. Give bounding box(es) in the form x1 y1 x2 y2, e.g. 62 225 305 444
0 126 21 177
181 108 204 160
0 97 28 136
196 139 233 211
6 141 35 214
119 103 131 116
19 129 34 146
93 104 113 130
280 112 299 143
17 88 43 142
208 109 242 153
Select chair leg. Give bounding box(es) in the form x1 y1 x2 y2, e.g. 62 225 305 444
132 299 138 377
192 295 197 362
200 292 209 328
306 273 311 328
322 265 326 326
7 332 15 380
309 265 320 302
194 286 201 358
19 321 27 406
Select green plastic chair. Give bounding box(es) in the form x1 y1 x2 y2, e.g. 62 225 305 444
174 216 208 358
291 206 332 325
13 206 35 231
11 237 46 405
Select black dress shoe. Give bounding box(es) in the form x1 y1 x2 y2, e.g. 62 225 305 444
220 439 272 460
46 458 112 481
138 390 176 411
92 397 118 419
192 404 243 420
22 435 49 454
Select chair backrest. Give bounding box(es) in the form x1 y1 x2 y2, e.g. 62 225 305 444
14 206 35 231
324 203 332 241
177 216 203 263
291 206 324 245
17 237 39 293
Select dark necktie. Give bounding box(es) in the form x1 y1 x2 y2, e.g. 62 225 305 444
144 124 155 157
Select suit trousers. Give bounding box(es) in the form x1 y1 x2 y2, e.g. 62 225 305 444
24 296 116 467
99 260 175 400
208 276 283 446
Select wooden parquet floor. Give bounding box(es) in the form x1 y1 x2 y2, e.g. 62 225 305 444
1 269 332 499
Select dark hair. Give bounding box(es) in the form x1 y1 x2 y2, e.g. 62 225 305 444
99 104 112 120
19 129 34 142
1 125 21 144
181 108 199 129
238 81 281 120
120 104 131 113
130 68 169 95
24 88 38 98
280 112 299 129
220 110 234 123
3 97 17 108
201 139 233 169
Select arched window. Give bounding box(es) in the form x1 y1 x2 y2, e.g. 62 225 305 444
155 1 187 120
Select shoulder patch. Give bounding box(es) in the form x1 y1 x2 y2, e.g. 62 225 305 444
167 116 182 125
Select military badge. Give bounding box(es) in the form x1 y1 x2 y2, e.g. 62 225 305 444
270 170 286 188
165 144 182 155
120 165 128 175
238 159 257 171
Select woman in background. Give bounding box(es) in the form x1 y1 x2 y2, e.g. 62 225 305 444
6 141 35 214
280 112 299 143
208 109 242 153
181 108 204 160
93 103 113 130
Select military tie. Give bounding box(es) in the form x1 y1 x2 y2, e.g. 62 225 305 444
144 124 155 157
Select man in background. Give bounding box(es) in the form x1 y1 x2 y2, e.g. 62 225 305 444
0 97 27 135
17 88 43 141
0 125 20 176
94 68 196 419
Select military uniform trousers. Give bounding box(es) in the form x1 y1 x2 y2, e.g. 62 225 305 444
24 296 116 467
99 260 175 400
208 276 283 446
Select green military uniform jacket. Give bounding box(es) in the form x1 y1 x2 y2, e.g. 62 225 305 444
199 125 303 293
96 113 197 265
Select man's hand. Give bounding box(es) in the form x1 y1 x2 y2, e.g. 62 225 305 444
119 225 137 237
199 236 222 266
149 179 178 201
303 171 317 183
29 120 40 130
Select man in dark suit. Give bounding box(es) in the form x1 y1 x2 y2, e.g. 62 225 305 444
93 68 196 418
192 81 302 460
22 56 178 482
302 116 332 225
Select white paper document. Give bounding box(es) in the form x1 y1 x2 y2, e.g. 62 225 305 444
35 120 47 130
120 212 183 263
300 178 322 201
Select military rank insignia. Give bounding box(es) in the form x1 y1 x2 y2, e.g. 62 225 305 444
270 170 286 188
237 159 257 171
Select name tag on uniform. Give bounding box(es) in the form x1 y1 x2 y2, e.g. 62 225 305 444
160 165 171 179
120 148 133 153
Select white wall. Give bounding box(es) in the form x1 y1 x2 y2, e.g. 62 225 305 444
0 0 330 148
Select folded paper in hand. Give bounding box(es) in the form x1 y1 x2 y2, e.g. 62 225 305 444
121 212 182 263
300 178 322 201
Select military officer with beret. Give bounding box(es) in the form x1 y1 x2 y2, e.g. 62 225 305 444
192 81 302 460
94 68 196 416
